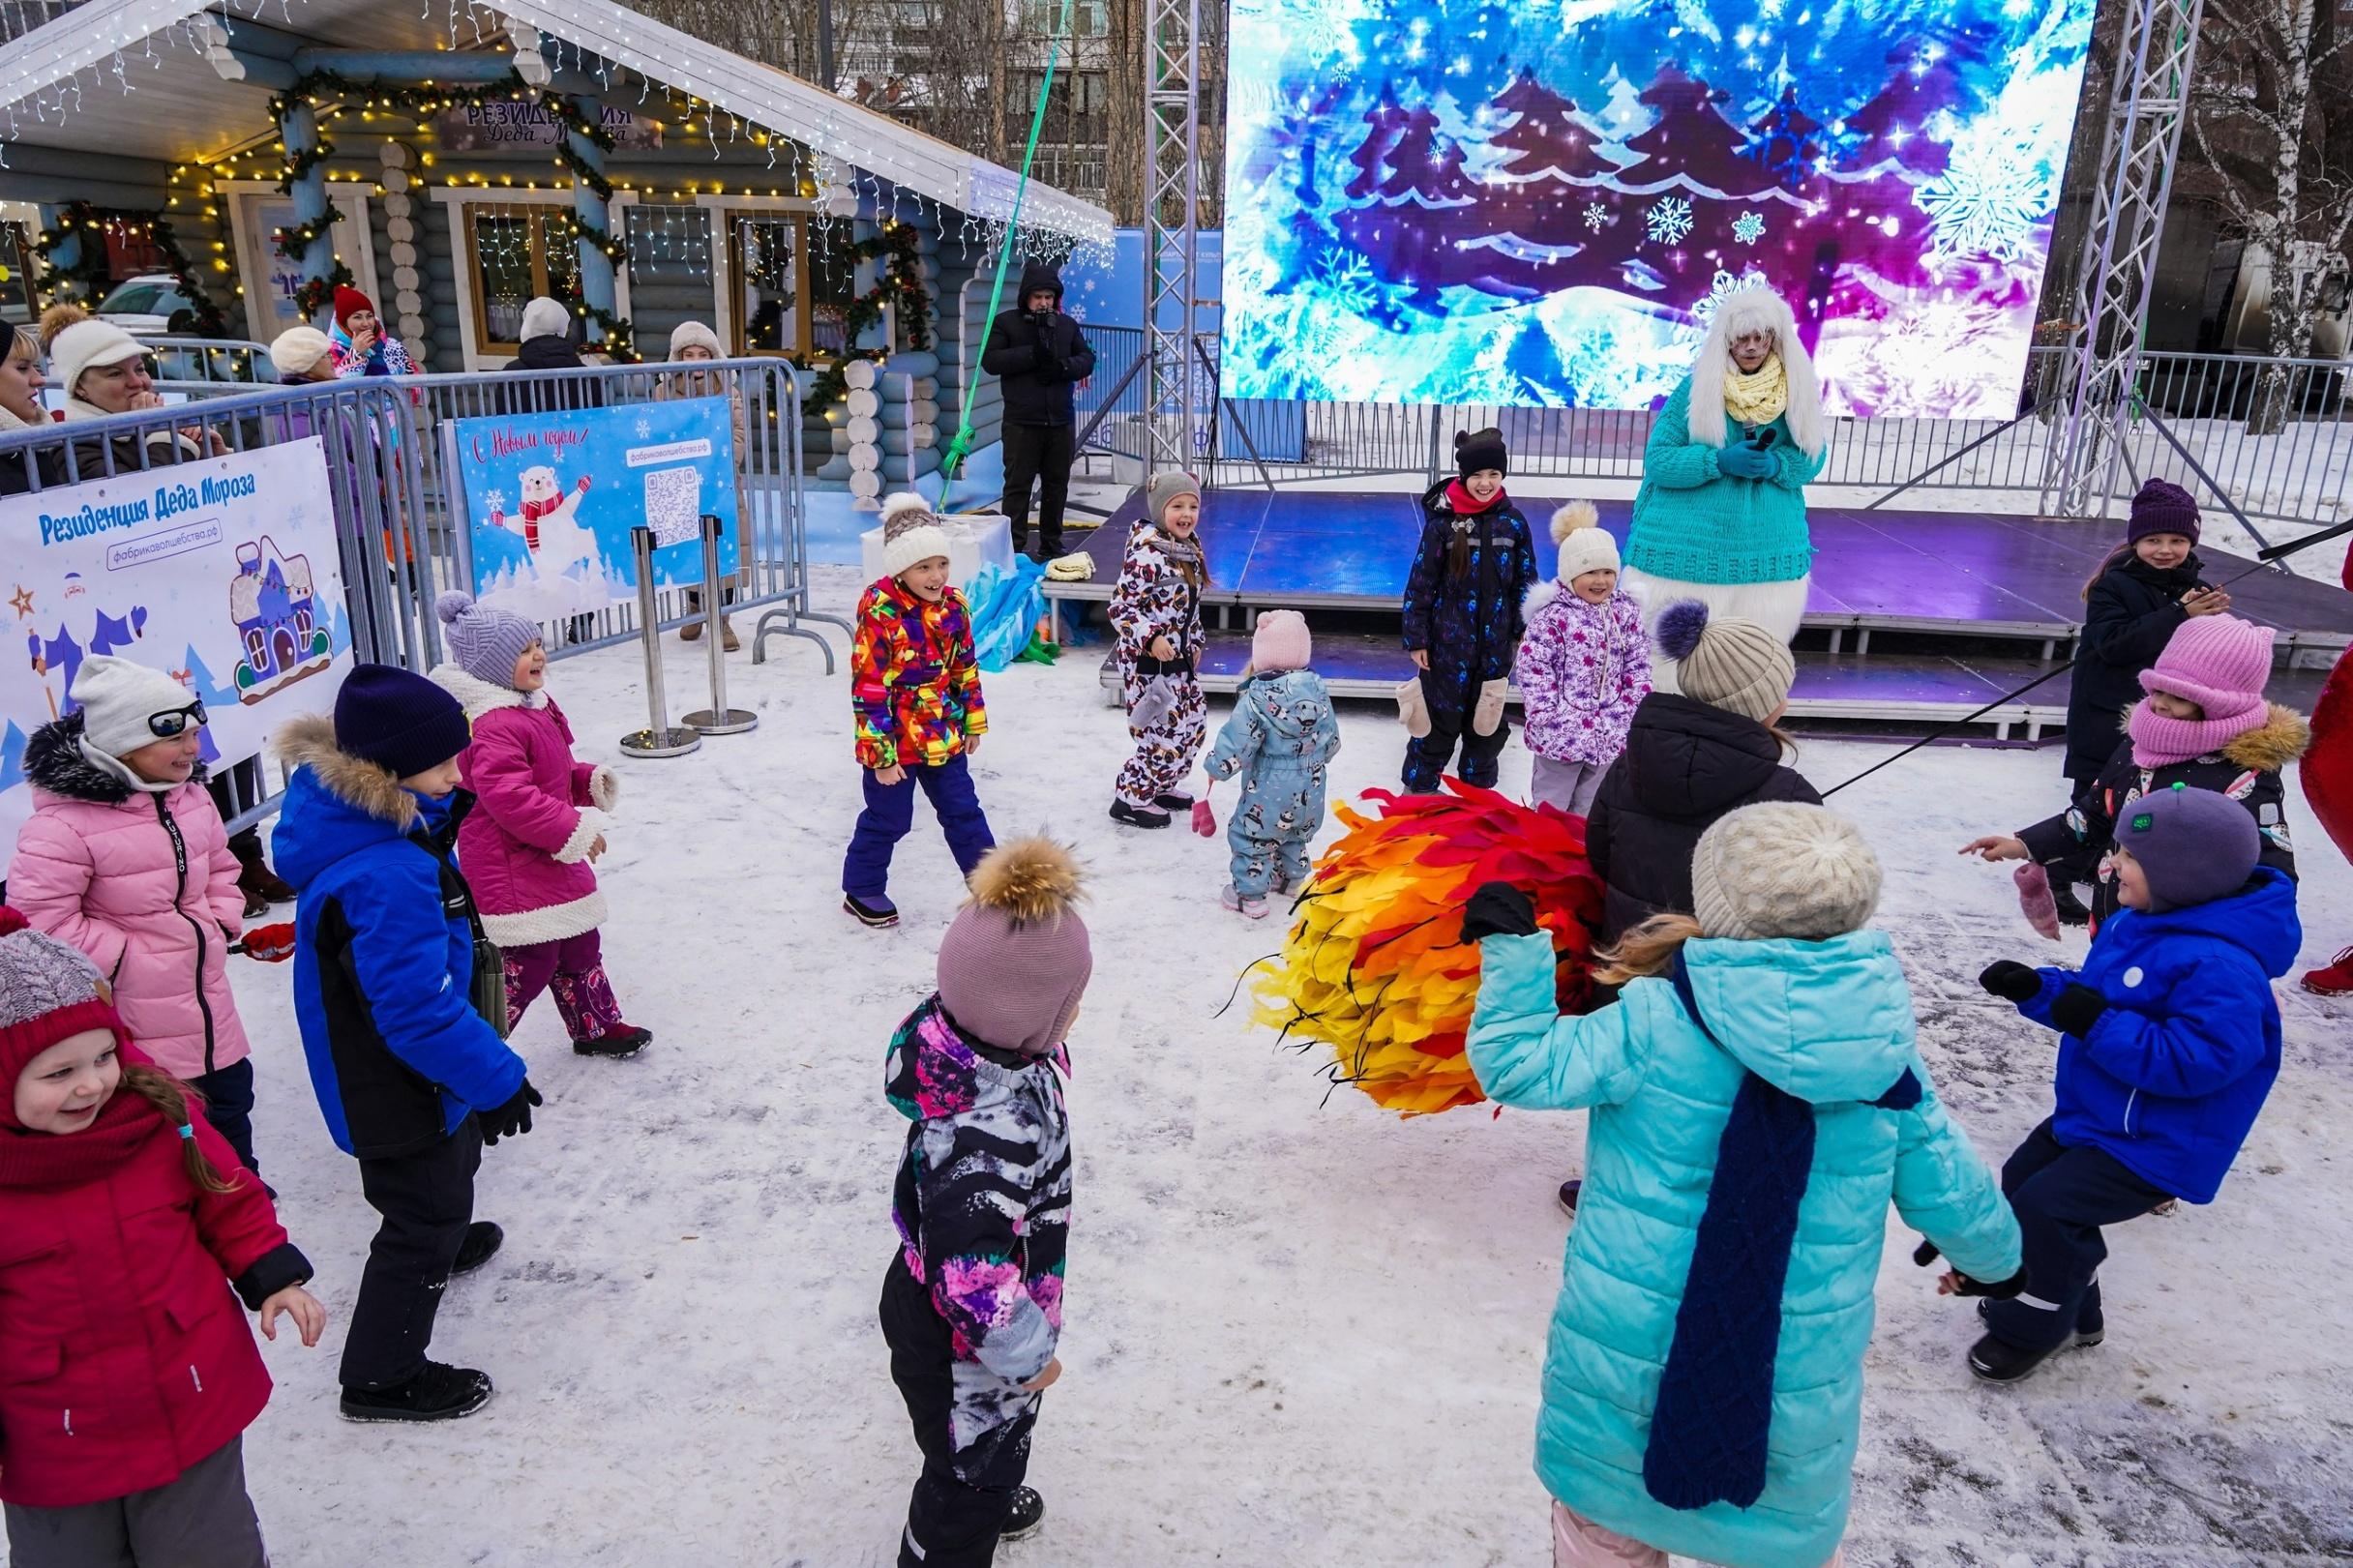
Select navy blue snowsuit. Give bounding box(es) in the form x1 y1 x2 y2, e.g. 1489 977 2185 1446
1400 481 1536 791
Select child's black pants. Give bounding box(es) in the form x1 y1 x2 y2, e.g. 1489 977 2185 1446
1981 1117 2172 1352
879 1257 1038 1568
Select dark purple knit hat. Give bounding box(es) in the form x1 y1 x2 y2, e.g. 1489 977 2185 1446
2127 478 2201 546
2113 784 2259 911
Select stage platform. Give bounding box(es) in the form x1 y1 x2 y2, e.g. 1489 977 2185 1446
1046 490 2353 740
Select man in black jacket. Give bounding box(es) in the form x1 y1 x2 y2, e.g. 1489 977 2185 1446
982 260 1095 561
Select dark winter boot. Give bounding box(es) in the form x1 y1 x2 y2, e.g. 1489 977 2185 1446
2050 880 2092 929
1109 799 1172 829
230 830 296 914
1152 790 1195 812
1000 1486 1046 1544
340 1362 494 1423
575 1025 652 1059
1967 1328 2102 1384
452 1221 504 1277
1557 1179 1583 1217
844 892 900 928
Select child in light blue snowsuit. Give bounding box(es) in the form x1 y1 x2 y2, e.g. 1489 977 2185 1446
1204 610 1340 919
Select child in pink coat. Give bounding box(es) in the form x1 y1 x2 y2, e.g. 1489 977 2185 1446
429 592 648 1057
11 656 267 1173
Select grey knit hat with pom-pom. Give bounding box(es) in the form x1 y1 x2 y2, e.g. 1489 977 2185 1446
1691 802 1883 941
1653 599 1795 725
435 590 543 690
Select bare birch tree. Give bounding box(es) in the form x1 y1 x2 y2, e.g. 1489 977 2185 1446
2188 0 2353 430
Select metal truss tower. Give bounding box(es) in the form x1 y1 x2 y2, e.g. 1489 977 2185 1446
1143 0 1206 471
2041 0 2205 518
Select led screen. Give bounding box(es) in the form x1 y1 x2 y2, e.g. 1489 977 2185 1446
1220 0 2096 416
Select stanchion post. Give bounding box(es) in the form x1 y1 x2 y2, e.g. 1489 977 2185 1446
684 512 758 735
618 525 703 758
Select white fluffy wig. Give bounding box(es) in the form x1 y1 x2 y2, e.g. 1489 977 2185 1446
1686 283 1825 458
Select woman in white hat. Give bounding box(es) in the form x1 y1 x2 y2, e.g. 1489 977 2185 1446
47 318 225 461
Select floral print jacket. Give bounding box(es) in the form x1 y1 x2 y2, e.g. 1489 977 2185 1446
885 995 1071 1453
851 575 988 770
1513 582 1652 767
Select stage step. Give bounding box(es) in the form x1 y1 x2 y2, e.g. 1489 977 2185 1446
1090 632 2337 746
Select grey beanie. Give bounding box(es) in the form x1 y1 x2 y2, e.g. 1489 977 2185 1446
1655 600 1796 725
1690 802 1883 941
2114 783 2261 911
435 590 543 689
1147 470 1201 528
69 656 202 758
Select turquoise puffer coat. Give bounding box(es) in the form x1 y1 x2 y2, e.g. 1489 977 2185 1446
1467 930 2020 1568
1625 373 1827 586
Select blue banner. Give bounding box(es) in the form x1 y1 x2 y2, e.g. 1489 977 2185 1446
451 396 739 620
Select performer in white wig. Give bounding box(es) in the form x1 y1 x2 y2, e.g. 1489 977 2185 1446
1622 282 1828 689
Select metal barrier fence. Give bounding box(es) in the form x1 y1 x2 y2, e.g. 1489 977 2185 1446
1069 336 2351 534
139 337 278 386
0 356 827 825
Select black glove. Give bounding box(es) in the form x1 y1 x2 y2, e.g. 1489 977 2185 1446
1460 881 1540 944
2049 983 2109 1038
1913 1241 2031 1300
1978 960 2040 1002
479 1080 542 1146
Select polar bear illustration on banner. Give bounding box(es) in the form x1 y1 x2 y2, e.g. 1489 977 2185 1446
492 465 597 581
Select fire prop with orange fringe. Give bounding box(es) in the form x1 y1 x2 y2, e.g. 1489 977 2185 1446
1249 780 1605 1115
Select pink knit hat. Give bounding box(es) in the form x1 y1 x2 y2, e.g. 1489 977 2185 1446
1251 609 1312 672
2138 614 2274 720
2129 614 2276 766
935 839 1091 1056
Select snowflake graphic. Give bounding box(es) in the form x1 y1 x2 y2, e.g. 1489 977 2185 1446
1644 195 1694 246
1732 210 1767 246
1315 247 1383 317
483 489 509 513
634 416 654 440
1680 266 1774 343
1583 201 1609 233
1920 140 2043 262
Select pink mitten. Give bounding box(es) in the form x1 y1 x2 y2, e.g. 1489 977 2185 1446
1191 799 1216 838
2013 862 2062 942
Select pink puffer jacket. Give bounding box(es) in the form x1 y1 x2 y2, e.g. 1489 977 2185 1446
429 665 617 947
9 715 251 1080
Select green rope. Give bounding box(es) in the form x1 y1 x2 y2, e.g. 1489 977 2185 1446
940 0 1075 487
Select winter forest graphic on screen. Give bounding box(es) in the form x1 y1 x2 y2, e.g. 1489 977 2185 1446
1219 0 2096 416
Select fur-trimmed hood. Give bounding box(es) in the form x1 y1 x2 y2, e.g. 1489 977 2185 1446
23 709 209 804
273 712 420 834
2222 702 2311 772
429 662 546 721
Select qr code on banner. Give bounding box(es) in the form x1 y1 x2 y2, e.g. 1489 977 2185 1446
642 466 703 548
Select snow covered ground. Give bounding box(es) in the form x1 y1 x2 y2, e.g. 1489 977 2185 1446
158 566 2353 1567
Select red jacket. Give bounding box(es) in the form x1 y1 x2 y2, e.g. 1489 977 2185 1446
0 1113 308 1508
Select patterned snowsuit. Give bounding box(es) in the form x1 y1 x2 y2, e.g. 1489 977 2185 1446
1401 480 1537 791
1109 522 1208 809
882 995 1070 1566
1512 582 1652 816
1205 668 1342 899
845 576 995 899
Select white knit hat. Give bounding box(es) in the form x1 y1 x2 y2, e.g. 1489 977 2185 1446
70 655 201 758
879 491 951 580
1551 501 1620 581
520 296 572 342
48 318 147 403
269 325 334 378
1690 802 1882 941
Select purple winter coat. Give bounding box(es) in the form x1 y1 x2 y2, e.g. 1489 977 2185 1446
1513 581 1651 767
428 665 616 947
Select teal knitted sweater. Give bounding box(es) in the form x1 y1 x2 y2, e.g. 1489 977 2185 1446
1624 374 1827 586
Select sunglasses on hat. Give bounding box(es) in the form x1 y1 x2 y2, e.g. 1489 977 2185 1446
147 700 207 738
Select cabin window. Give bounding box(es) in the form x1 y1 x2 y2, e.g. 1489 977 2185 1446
462 204 581 354
724 212 864 359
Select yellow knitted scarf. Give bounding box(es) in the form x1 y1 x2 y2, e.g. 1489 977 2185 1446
1722 352 1789 429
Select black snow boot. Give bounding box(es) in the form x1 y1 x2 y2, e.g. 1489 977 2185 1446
844 893 900 928
340 1362 494 1423
451 1221 503 1277
1967 1328 2102 1384
1557 1179 1582 1217
1000 1486 1046 1543
2050 880 2092 928
1109 799 1171 829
